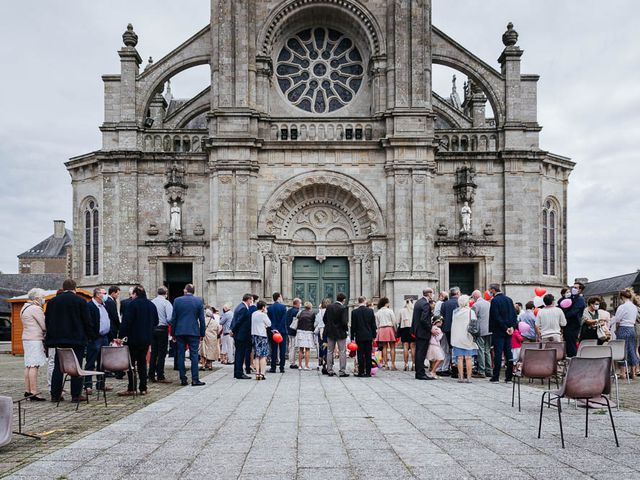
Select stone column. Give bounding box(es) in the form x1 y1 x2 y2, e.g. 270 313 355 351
355 256 363 299
372 255 381 299
498 23 523 126
349 257 356 303
281 256 292 301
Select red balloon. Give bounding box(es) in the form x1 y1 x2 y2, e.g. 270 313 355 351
347 341 358 352
534 308 540 317
469 299 475 308
534 287 547 297
272 332 283 344
484 290 492 301
372 340 378 348
395 337 401 344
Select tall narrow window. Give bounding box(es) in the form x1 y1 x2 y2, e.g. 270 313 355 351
84 200 99 276
542 199 558 276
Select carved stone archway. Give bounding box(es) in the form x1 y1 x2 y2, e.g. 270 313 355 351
257 171 386 302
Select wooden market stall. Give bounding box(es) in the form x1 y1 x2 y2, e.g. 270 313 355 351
8 289 92 355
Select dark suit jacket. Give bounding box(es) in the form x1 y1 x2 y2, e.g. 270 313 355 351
88 299 118 341
231 302 252 342
44 291 95 348
169 293 206 337
120 297 132 320
104 296 120 340
267 302 288 334
120 293 159 346
439 297 459 333
411 297 432 340
562 295 586 328
324 301 349 340
488 292 518 337
285 306 300 335
350 306 377 343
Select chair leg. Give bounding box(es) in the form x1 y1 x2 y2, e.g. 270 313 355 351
57 375 67 408
614 370 620 411
625 360 630 384
538 392 546 439
603 395 619 447
557 397 565 449
517 378 521 412
511 377 515 407
585 398 589 438
102 375 108 407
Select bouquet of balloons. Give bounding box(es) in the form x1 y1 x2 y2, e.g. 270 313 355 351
370 350 383 376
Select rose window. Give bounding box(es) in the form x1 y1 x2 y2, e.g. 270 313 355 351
276 27 364 114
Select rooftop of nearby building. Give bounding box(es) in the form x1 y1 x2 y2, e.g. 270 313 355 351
0 273 67 315
582 271 640 297
17 220 72 259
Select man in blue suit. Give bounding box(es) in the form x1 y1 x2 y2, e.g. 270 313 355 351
488 283 518 383
267 292 287 373
231 293 254 379
169 284 206 386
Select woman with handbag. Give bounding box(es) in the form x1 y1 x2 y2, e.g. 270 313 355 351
450 295 479 383
295 302 316 370
580 297 609 345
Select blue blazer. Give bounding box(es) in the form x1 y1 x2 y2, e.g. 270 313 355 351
267 302 288 334
169 294 205 337
488 293 518 336
231 302 252 342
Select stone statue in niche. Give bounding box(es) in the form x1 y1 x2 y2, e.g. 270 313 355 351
170 202 182 235
460 201 472 233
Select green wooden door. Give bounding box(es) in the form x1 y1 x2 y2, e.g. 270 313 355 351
292 257 349 306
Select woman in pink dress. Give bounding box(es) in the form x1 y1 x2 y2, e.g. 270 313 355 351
375 298 397 370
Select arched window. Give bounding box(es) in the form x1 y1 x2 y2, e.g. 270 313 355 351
84 200 99 276
542 199 558 276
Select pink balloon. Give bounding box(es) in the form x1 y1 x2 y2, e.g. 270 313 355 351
370 367 378 376
518 321 531 334
560 298 572 309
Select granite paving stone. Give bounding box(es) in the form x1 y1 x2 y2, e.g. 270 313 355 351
5 364 640 479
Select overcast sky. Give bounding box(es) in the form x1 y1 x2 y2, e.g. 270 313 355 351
0 1 638 284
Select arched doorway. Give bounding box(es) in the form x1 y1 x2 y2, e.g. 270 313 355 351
293 257 349 305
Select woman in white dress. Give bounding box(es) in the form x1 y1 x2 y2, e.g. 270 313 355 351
450 295 479 383
21 288 47 401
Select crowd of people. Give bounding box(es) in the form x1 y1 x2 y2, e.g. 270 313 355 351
18 278 640 402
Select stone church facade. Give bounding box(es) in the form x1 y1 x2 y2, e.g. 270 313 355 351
67 0 574 306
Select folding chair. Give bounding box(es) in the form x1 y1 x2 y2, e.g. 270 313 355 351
578 345 619 409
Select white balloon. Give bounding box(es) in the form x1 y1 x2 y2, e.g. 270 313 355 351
533 296 544 308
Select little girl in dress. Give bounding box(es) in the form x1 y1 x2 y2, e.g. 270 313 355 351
427 316 445 378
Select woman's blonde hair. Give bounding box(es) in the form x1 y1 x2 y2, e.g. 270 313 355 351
404 299 414 311
27 288 46 304
304 301 313 310
620 288 640 306
458 294 470 309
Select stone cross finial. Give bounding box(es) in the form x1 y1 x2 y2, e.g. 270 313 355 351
502 22 518 46
122 23 138 47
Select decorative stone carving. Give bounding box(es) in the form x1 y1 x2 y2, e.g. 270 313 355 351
147 222 159 236
165 162 188 203
483 222 495 236
502 22 519 47
459 238 477 257
168 237 183 256
460 202 472 234
454 166 477 205
169 202 182 235
193 220 205 236
122 24 138 48
437 223 449 236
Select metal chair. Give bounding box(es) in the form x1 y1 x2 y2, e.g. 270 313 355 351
100 345 136 405
578 345 620 409
577 339 599 356
538 356 618 449
0 396 11 447
56 348 105 411
608 339 630 384
542 341 566 381
512 348 557 412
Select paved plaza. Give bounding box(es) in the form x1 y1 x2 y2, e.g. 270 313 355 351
4 363 640 480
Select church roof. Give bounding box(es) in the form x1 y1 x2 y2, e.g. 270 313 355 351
18 229 72 259
582 271 640 297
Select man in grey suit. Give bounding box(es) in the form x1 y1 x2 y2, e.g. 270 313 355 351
471 290 492 378
169 284 206 386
